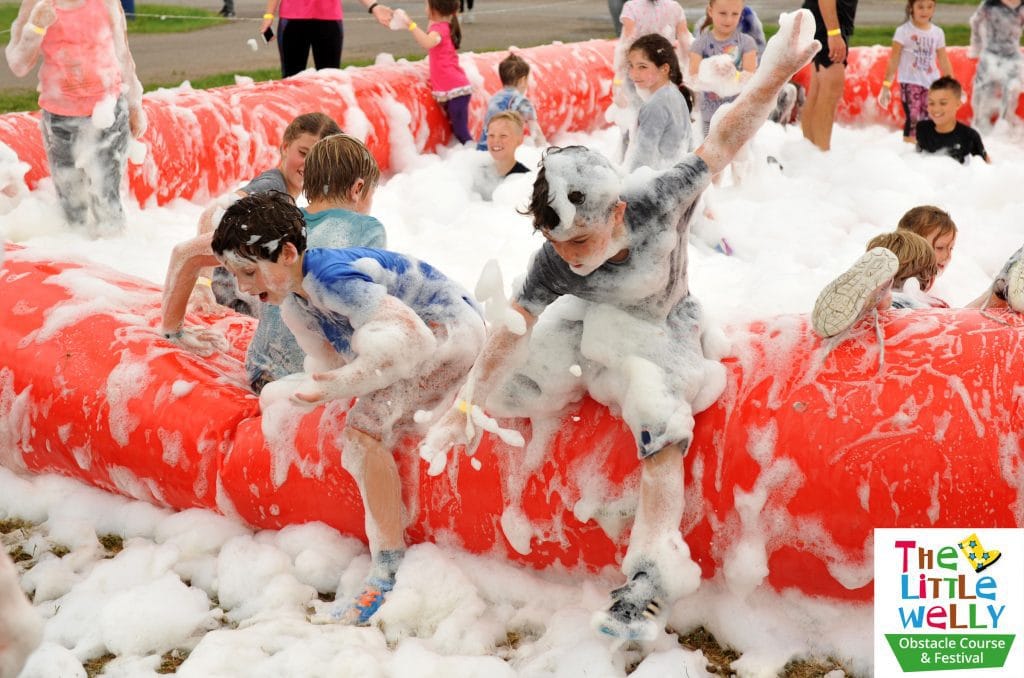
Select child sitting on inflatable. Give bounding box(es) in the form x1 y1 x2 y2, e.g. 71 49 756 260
419 10 820 641
211 191 485 625
160 134 386 392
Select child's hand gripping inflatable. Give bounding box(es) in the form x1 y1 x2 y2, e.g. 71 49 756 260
419 391 525 477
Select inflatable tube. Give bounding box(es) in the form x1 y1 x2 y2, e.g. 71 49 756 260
3 244 1022 601
0 44 1019 208
0 41 615 206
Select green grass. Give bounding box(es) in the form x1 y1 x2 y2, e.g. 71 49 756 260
763 23 971 47
0 3 223 45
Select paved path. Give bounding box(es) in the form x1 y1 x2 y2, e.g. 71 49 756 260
1 1 977 92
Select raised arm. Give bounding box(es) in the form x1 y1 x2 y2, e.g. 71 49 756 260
5 0 52 78
695 9 818 176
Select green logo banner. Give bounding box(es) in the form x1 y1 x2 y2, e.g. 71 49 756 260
885 634 1015 672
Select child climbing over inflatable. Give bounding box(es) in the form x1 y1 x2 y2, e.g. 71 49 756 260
968 0 1024 132
419 10 820 641
877 0 953 143
211 192 485 626
916 77 990 164
623 33 694 172
396 0 473 144
160 134 387 392
476 54 547 151
688 0 759 138
193 112 343 316
5 0 146 237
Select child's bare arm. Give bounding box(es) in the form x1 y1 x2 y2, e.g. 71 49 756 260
292 295 438 404
695 9 818 176
5 0 52 78
937 47 953 78
409 24 442 50
161 233 219 332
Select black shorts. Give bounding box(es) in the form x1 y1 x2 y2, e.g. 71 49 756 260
804 1 854 69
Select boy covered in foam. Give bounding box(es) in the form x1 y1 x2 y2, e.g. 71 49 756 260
211 191 485 626
420 10 820 641
160 134 386 392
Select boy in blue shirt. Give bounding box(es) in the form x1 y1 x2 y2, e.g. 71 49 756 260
160 134 387 392
476 53 548 151
211 191 485 625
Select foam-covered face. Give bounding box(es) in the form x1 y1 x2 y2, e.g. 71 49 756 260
221 249 296 305
487 119 524 165
279 133 319 197
926 230 956 274
709 0 744 38
911 0 936 26
926 87 959 130
542 201 627 276
627 50 671 94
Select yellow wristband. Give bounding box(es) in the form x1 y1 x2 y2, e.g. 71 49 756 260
613 78 623 86
882 80 892 87
826 28 841 37
195 276 213 288
456 399 470 413
27 23 46 36
734 70 742 82
263 13 274 20
408 22 418 32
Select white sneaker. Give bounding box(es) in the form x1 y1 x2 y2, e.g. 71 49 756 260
464 10 475 23
812 248 898 338
993 244 1024 312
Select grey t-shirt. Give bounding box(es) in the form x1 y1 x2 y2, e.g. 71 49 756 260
972 1 1024 58
624 84 693 172
240 168 288 195
515 154 710 322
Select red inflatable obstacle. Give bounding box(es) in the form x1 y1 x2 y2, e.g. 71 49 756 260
0 40 615 206
3 244 1022 601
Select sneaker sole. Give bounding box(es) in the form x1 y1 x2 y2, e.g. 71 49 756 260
812 248 898 338
1006 257 1024 312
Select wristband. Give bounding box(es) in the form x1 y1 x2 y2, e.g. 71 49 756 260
613 78 623 86
882 80 892 87
367 2 379 14
408 21 417 31
456 399 470 413
195 276 213 288
734 70 742 82
826 28 841 37
27 23 46 36
263 13 274 19
163 328 184 341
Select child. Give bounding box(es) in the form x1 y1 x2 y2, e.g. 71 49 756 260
916 77 990 164
212 192 485 625
693 4 764 57
878 0 953 143
485 111 530 177
399 0 473 144
160 134 387 393
968 0 1024 132
896 204 957 277
420 11 819 640
195 112 343 316
476 53 547 151
689 0 759 138
619 0 692 57
624 33 694 172
5 0 146 237
865 231 942 309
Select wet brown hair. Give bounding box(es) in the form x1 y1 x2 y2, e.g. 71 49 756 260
303 134 380 203
896 205 958 242
867 231 939 290
282 112 343 145
213 191 307 262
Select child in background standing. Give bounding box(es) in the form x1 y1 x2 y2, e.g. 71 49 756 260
968 0 1024 132
399 0 473 144
878 0 953 142
624 33 694 171
5 0 146 237
476 54 547 151
689 0 758 138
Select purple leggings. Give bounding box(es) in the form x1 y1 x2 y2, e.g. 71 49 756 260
443 94 472 144
900 83 929 139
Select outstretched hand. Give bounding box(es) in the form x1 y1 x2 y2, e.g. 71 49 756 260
166 326 229 357
28 0 56 29
763 10 821 80
419 399 479 476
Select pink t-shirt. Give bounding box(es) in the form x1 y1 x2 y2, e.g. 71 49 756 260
279 0 342 21
620 0 685 39
428 21 470 92
38 0 123 116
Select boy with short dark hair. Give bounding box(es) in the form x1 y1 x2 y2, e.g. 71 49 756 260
476 53 547 150
916 76 991 164
421 11 820 641
212 191 485 625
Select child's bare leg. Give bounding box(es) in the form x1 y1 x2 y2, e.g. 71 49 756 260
341 427 405 554
626 443 687 569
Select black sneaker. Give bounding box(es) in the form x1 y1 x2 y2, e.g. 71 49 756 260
592 572 664 641
218 7 235 17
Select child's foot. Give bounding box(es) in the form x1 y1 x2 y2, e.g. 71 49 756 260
812 247 899 338
591 571 664 641
310 576 395 626
992 244 1024 312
